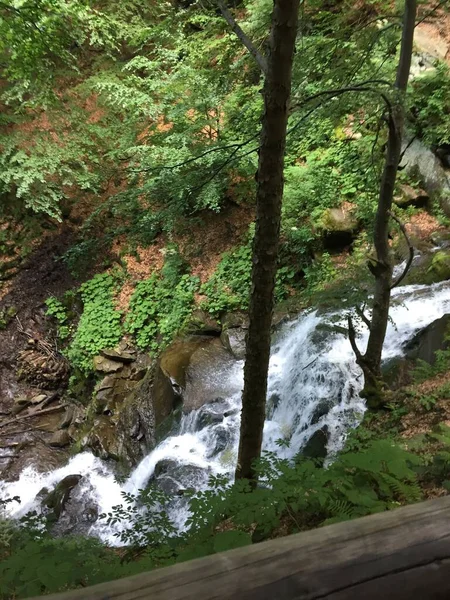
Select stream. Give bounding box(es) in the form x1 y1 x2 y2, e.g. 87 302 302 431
2 280 450 543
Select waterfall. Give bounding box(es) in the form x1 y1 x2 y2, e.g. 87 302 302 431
2 280 450 542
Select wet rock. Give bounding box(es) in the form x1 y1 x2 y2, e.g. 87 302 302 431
84 417 120 460
93 355 123 373
300 426 329 462
183 338 237 412
51 484 100 537
197 410 224 430
404 314 450 366
310 400 333 425
206 426 230 458
100 348 135 363
267 393 281 418
153 460 209 494
154 459 178 478
115 367 156 467
48 430 72 448
41 474 82 519
157 475 182 495
220 327 246 360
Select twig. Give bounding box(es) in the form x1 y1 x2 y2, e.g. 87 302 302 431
302 357 318 371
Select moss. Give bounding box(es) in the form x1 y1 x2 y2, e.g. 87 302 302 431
404 250 450 285
428 250 450 282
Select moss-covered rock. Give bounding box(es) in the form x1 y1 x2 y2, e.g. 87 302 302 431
428 251 450 282
404 250 450 285
318 205 359 251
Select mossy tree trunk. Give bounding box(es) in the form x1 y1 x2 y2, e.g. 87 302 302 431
348 0 417 410
235 0 300 482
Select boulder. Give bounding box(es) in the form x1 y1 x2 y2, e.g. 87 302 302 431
48 430 71 448
152 460 209 495
310 400 333 425
158 336 238 413
404 314 450 366
221 311 249 330
40 474 82 519
300 426 329 462
84 417 120 460
196 402 225 430
206 426 230 458
394 184 429 209
404 249 450 285
400 136 450 217
319 205 359 251
183 338 237 412
183 309 221 336
427 251 450 283
114 366 157 467
220 327 246 360
58 406 74 429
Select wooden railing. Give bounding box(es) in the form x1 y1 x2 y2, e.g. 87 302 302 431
30 495 450 600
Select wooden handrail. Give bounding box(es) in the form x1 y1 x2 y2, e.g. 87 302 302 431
30 495 450 600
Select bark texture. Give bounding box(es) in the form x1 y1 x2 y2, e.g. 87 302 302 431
235 0 299 481
349 0 417 409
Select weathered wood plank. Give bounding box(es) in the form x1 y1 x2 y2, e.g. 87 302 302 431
30 495 450 600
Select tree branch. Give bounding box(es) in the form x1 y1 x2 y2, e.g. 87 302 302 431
347 315 363 362
217 0 268 75
389 211 414 289
356 305 371 329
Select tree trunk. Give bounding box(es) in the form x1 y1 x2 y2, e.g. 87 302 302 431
353 0 417 409
235 0 299 482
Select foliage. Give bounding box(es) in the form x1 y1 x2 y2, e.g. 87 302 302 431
201 227 295 316
410 63 450 148
1 420 442 598
65 273 123 373
45 296 71 340
103 434 424 559
125 248 199 351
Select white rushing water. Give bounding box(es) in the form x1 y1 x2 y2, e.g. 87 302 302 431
2 280 450 542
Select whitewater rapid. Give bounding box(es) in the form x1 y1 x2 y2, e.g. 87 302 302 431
2 280 450 542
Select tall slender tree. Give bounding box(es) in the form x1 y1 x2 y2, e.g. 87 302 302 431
348 0 417 409
230 0 300 482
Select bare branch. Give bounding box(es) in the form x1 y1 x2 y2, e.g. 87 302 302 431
356 305 371 329
347 315 363 362
389 211 414 289
217 0 268 75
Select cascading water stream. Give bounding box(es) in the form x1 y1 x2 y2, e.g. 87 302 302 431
2 280 450 543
